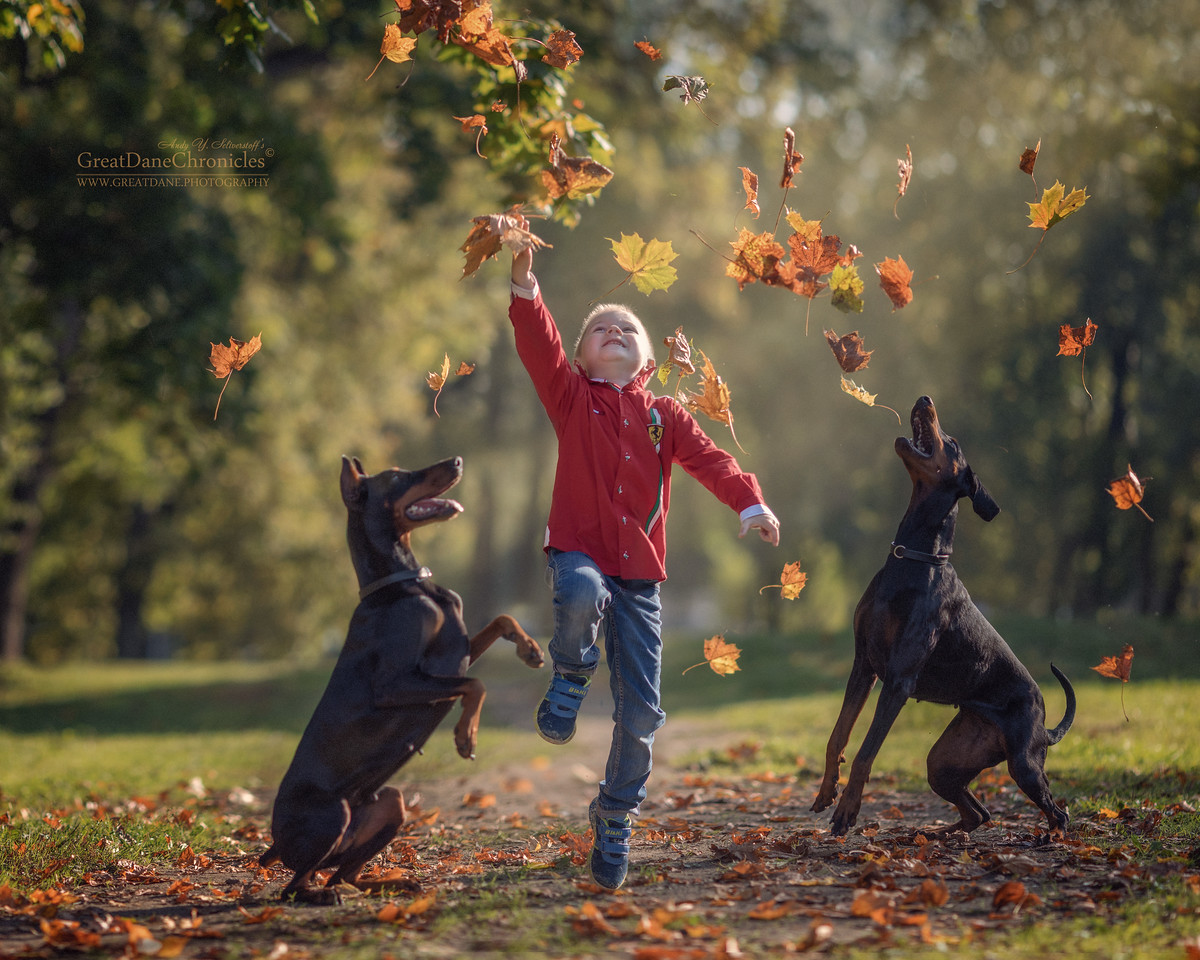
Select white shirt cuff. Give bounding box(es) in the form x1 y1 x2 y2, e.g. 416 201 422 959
510 276 540 300
740 504 776 524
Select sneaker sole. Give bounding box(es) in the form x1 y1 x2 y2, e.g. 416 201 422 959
534 704 575 745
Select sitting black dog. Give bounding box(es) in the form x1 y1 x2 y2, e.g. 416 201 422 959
812 397 1075 837
261 455 543 901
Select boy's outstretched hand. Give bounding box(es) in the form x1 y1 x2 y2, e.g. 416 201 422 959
511 215 535 289
740 511 781 546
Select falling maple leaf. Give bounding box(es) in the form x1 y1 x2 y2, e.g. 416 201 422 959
1107 464 1153 522
452 113 489 157
208 333 262 421
390 0 515 68
663 74 709 104
460 203 551 278
840 375 901 424
540 133 614 201
678 350 743 451
1011 179 1089 272
724 228 787 291
780 126 804 190
1058 317 1098 398
607 233 678 295
635 38 662 60
759 560 808 599
1019 138 1041 194
739 166 760 218
876 255 914 311
541 28 582 68
426 354 476 416
894 143 912 218
1092 644 1134 721
366 23 418 81
824 329 872 373
682 635 742 676
658 326 695 392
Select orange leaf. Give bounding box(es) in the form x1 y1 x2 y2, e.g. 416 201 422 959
739 166 760 218
542 28 582 68
660 326 695 377
1091 644 1134 683
427 353 450 417
1106 464 1153 521
453 113 489 158
366 24 417 81
208 333 262 422
682 635 742 677
759 561 808 600
824 329 872 373
1057 318 1098 357
725 228 786 290
635 38 662 60
455 361 476 376
677 350 743 452
876 255 914 310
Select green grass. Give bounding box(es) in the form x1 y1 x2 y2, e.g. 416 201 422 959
1 614 1197 958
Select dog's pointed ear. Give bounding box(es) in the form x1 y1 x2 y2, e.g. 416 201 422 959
341 456 367 508
966 467 1000 521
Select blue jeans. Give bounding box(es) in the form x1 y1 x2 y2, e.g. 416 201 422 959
545 549 665 820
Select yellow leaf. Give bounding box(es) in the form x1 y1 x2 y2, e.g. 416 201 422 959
759 561 807 600
840 376 900 424
682 635 742 677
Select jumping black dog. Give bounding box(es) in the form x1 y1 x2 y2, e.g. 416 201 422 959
261 456 543 901
812 397 1074 836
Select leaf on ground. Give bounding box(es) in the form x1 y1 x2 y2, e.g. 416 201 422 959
541 28 582 68
759 561 807 599
208 333 262 421
1106 464 1153 521
739 166 760 218
840 376 901 423
876 255 914 311
541 133 614 201
609 233 678 294
682 635 742 676
894 143 912 218
780 126 804 189
460 203 551 278
824 329 872 373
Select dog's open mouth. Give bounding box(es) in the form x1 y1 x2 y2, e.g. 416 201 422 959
405 498 463 523
910 410 936 458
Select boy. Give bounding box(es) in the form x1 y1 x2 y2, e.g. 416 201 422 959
509 241 780 890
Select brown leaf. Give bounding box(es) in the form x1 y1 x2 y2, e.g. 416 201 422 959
542 28 582 68
682 635 742 677
460 203 551 278
540 133 614 201
677 350 743 450
662 326 695 376
894 143 913 218
1019 138 1041 186
1106 464 1153 521
453 113 489 157
366 23 417 81
1092 644 1134 683
739 166 760 218
208 333 262 421
780 126 804 189
876 255 914 310
824 329 873 373
759 561 808 600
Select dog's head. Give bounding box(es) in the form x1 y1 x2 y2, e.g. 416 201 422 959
895 396 999 521
340 455 464 561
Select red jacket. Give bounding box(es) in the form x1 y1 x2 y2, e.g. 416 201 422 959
510 286 767 581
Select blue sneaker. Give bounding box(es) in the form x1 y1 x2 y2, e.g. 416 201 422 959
588 798 631 890
535 671 590 744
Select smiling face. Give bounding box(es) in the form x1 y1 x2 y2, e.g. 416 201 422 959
574 306 654 385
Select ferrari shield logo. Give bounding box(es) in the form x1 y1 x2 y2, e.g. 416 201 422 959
647 423 664 447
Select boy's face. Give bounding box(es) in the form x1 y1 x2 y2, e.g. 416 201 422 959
576 309 653 384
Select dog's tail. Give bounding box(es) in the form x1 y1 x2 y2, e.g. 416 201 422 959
1045 663 1076 745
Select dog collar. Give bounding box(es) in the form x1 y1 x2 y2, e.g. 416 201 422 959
890 542 950 565
359 566 433 600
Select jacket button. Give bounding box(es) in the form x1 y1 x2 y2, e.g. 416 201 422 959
623 552 629 560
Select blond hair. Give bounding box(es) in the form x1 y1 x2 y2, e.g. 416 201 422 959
572 303 656 364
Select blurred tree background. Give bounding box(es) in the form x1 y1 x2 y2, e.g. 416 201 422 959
1 0 1196 663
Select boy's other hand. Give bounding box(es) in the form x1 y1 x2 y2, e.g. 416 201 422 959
740 512 780 546
512 246 534 288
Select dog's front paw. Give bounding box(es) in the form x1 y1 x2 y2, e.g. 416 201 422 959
514 635 545 668
811 782 838 813
454 721 478 760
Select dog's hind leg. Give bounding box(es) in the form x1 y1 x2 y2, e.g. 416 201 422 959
273 799 353 903
812 654 877 813
926 710 1005 832
325 786 408 889
1005 737 1069 833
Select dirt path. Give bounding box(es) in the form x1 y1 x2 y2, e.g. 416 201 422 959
0 707 1166 958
